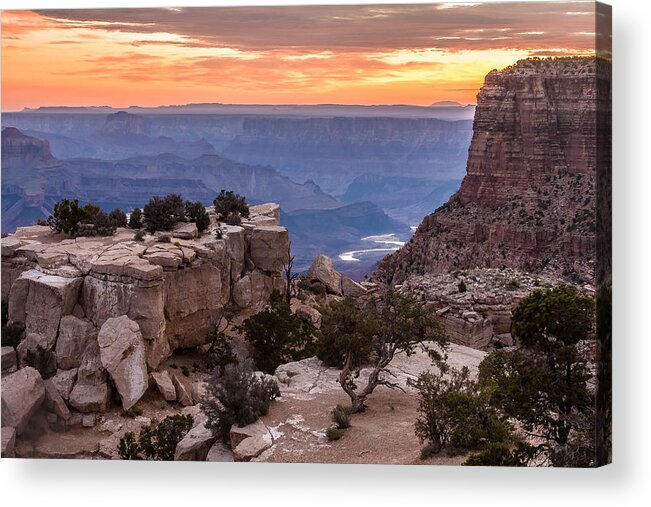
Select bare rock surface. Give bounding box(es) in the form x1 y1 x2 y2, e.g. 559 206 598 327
1 366 45 434
97 316 148 410
295 304 322 329
55 315 97 369
206 441 235 462
249 226 289 272
150 370 176 401
174 423 216 461
306 254 341 294
341 277 367 297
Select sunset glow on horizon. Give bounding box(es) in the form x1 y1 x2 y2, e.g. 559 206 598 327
2 3 597 111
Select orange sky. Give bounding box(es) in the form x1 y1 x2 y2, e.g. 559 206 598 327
1 3 598 111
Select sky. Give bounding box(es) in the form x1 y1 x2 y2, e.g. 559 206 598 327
1 2 598 111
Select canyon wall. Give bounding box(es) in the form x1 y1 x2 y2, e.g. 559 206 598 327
376 57 611 285
1 204 287 412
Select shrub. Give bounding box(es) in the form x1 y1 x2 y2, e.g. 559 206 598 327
47 198 86 235
464 442 533 466
109 208 128 228
144 194 185 233
331 404 351 429
224 211 242 226
411 367 512 456
91 211 117 236
185 201 210 233
458 280 467 293
157 235 171 243
317 297 374 368
237 290 315 373
326 427 344 441
205 328 239 371
129 208 143 229
117 432 142 460
117 414 194 461
201 359 280 442
133 230 146 242
213 190 249 220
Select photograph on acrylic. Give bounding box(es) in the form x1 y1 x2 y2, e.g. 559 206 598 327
1 1 611 467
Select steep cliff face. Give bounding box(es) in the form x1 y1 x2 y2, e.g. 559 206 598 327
376 58 610 285
1 204 287 412
1 127 58 170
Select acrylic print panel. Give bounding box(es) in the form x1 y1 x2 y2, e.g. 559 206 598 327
0 1 611 467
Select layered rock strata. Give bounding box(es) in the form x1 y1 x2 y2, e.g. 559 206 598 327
377 58 610 285
1 203 287 417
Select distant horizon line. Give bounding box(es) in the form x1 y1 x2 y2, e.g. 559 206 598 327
8 101 476 114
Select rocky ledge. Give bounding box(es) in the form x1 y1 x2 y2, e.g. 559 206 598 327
1 203 288 422
399 268 594 350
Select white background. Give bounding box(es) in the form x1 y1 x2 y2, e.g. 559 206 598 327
1 0 648 504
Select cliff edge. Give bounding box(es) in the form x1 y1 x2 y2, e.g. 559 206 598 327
376 57 611 285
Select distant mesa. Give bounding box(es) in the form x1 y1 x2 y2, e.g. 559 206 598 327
430 101 465 107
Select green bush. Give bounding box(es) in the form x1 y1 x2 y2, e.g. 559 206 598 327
458 280 467 293
463 442 531 467
133 230 146 242
129 208 143 229
224 211 242 226
201 359 280 442
331 404 351 429
117 414 194 460
317 297 374 368
91 211 117 236
144 194 185 233
237 290 315 373
117 432 142 460
47 198 86 235
205 328 239 371
109 208 128 228
411 367 512 456
185 200 210 233
326 427 344 441
213 190 249 220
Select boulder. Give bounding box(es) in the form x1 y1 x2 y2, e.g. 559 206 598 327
223 225 245 279
51 369 77 400
230 420 273 462
341 277 367 297
55 315 97 370
68 383 110 413
1 346 17 373
306 255 341 294
249 203 281 226
494 333 515 347
43 379 71 422
76 341 107 386
249 226 290 272
206 441 235 462
8 270 83 347
1 427 16 458
295 305 322 329
150 370 177 401
97 316 148 410
1 366 45 435
172 222 198 240
174 423 216 461
191 381 208 404
172 374 193 406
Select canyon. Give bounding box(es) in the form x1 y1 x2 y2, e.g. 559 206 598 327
376 57 610 286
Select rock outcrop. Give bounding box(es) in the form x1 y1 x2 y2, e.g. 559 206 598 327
97 316 148 410
1 203 288 415
376 58 610 286
1 367 45 435
306 254 341 294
